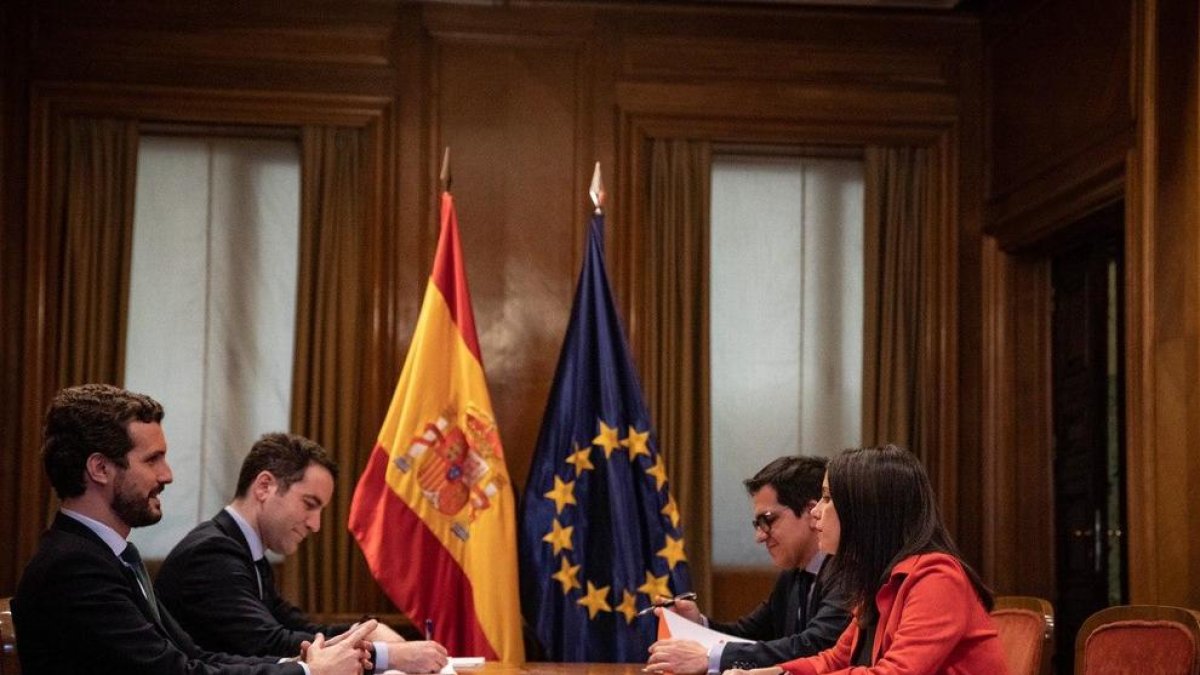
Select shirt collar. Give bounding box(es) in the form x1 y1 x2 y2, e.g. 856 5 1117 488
804 550 828 575
224 505 266 560
61 508 129 559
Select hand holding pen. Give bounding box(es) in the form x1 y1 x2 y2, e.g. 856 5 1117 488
636 591 700 619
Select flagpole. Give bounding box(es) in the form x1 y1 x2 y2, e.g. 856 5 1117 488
441 146 452 193
589 161 605 215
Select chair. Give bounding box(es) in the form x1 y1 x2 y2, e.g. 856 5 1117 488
991 596 1054 675
1075 605 1200 675
0 596 18 675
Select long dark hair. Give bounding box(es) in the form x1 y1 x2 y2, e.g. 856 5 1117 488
826 444 993 627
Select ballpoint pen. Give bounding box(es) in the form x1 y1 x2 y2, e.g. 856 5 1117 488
425 618 434 641
636 591 698 617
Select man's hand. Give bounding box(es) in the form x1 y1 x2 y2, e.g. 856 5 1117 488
367 622 406 643
306 620 377 675
646 638 709 675
669 597 704 624
387 640 449 673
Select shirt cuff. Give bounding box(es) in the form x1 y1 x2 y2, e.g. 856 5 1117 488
373 641 389 671
707 642 726 675
297 661 311 675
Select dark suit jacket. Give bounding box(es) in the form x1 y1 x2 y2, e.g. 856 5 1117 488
12 512 301 675
708 557 851 669
156 510 351 657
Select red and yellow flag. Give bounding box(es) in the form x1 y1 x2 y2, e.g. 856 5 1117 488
349 193 524 662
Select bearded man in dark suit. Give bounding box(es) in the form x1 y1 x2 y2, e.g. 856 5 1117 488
13 383 375 675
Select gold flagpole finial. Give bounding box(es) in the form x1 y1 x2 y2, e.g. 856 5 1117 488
440 147 452 193
589 162 605 215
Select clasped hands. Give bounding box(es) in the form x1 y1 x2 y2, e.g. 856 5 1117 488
299 619 450 675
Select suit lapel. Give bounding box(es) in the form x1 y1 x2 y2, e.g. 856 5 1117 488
51 513 182 646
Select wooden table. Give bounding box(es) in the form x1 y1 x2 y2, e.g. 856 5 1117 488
469 662 645 675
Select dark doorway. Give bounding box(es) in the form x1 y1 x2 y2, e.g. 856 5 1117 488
1049 202 1127 675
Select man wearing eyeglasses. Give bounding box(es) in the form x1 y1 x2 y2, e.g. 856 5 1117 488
647 456 850 674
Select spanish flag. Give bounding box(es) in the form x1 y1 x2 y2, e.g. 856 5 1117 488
349 192 524 663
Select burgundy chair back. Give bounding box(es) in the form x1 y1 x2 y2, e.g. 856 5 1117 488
1076 605 1200 675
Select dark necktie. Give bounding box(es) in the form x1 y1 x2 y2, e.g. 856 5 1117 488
254 557 274 601
120 542 162 623
796 570 815 627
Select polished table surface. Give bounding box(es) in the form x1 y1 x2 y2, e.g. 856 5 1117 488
466 663 645 675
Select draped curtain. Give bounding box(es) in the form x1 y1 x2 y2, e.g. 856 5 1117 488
285 125 390 613
861 145 940 482
15 116 141 568
637 138 713 605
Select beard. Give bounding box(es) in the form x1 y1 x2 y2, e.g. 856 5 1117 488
112 475 164 528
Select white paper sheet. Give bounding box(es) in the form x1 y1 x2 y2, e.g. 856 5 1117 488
660 608 753 649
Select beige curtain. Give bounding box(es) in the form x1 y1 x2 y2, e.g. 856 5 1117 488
16 116 140 569
861 145 939 477
52 117 140 387
637 138 713 605
286 126 390 613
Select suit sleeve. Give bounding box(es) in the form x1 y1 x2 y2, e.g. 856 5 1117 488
718 576 852 668
43 548 301 675
157 534 325 657
780 560 977 675
707 572 790 641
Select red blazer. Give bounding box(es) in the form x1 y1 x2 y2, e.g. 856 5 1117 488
779 553 1008 675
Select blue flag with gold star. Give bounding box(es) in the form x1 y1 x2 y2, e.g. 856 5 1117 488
519 213 691 662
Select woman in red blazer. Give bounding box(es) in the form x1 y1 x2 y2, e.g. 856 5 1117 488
727 445 1008 675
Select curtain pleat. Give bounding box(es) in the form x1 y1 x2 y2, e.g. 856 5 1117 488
639 138 713 607
287 126 384 613
861 145 938 476
53 117 139 389
15 116 140 569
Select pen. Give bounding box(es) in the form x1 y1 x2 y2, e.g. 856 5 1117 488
425 618 434 641
636 591 698 617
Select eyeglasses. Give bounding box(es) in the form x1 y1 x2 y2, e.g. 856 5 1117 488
751 507 792 534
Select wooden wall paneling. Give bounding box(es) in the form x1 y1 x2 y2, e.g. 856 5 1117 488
953 21 986 566
986 0 1133 205
1130 0 1200 608
979 241 1056 599
425 7 595 492
0 0 33 598
29 0 401 96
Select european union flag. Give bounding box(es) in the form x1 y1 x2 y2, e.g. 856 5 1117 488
519 213 691 662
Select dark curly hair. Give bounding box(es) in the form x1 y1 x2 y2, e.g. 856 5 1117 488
43 384 165 499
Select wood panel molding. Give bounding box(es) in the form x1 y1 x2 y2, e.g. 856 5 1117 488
985 131 1130 252
619 36 957 90
32 0 399 68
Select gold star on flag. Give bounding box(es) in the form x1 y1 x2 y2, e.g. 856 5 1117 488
593 421 622 459
544 475 577 514
661 494 681 529
577 581 612 619
645 455 669 491
621 426 651 460
616 589 639 624
551 556 582 594
542 519 575 555
657 535 688 570
637 571 672 600
565 442 595 475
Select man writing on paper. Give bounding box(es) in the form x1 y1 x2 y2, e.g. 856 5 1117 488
13 383 376 674
647 456 851 674
156 432 449 673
